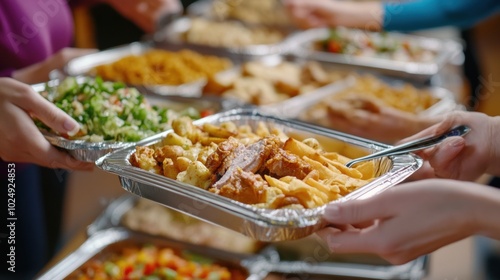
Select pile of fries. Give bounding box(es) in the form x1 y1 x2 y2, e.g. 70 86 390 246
130 117 374 209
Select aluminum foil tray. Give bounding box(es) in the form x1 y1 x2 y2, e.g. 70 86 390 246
32 78 245 162
154 16 298 58
268 236 429 280
306 73 458 119
96 109 422 241
87 194 428 279
64 41 227 96
288 28 463 82
223 54 458 119
186 0 293 29
207 53 357 118
36 227 272 280
87 194 265 255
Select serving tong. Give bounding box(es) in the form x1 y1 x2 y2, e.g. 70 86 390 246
344 125 471 168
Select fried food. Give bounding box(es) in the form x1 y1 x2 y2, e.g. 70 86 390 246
184 18 285 47
301 74 439 128
130 117 375 209
93 49 232 86
210 0 290 26
203 61 349 105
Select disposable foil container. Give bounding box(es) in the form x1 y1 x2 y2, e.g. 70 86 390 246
96 109 423 241
287 28 463 82
32 78 246 162
36 228 272 280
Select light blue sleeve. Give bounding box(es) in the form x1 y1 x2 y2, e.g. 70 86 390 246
383 0 500 32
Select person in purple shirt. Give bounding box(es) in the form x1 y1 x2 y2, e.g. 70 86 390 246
0 0 180 278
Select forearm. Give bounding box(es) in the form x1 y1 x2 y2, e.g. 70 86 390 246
12 63 50 84
487 116 500 176
472 183 500 240
330 1 383 31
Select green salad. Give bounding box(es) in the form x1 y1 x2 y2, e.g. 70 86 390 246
37 77 205 142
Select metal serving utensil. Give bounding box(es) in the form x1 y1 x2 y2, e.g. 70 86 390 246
345 125 471 168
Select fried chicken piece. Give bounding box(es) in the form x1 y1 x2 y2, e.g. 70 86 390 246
212 136 281 189
154 145 185 163
265 148 313 180
205 137 243 174
210 168 268 204
130 146 161 174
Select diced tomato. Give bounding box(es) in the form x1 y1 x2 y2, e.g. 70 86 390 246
200 109 214 118
327 40 343 53
143 262 156 275
123 265 133 277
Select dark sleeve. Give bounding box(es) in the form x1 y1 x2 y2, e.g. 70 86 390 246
383 0 500 32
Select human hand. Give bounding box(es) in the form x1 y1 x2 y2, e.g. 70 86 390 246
399 111 500 180
283 0 382 30
325 95 440 144
316 179 500 264
106 0 182 33
283 0 338 29
12 48 97 84
0 78 94 170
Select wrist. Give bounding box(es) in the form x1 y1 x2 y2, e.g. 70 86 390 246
12 61 49 84
472 184 500 239
487 116 500 176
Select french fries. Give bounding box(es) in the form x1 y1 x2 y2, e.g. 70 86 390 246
131 118 376 209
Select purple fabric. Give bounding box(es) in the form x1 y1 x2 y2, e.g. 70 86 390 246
0 0 73 177
0 0 74 77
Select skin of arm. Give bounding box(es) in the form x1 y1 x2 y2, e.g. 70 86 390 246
103 0 182 33
11 48 96 84
0 78 94 170
284 0 383 30
317 179 500 264
284 0 500 32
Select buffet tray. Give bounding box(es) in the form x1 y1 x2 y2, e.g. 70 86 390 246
96 108 423 242
64 41 232 96
86 194 429 280
32 78 245 162
36 227 272 280
186 0 293 29
234 54 459 119
154 16 298 58
288 28 463 82
206 53 357 115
